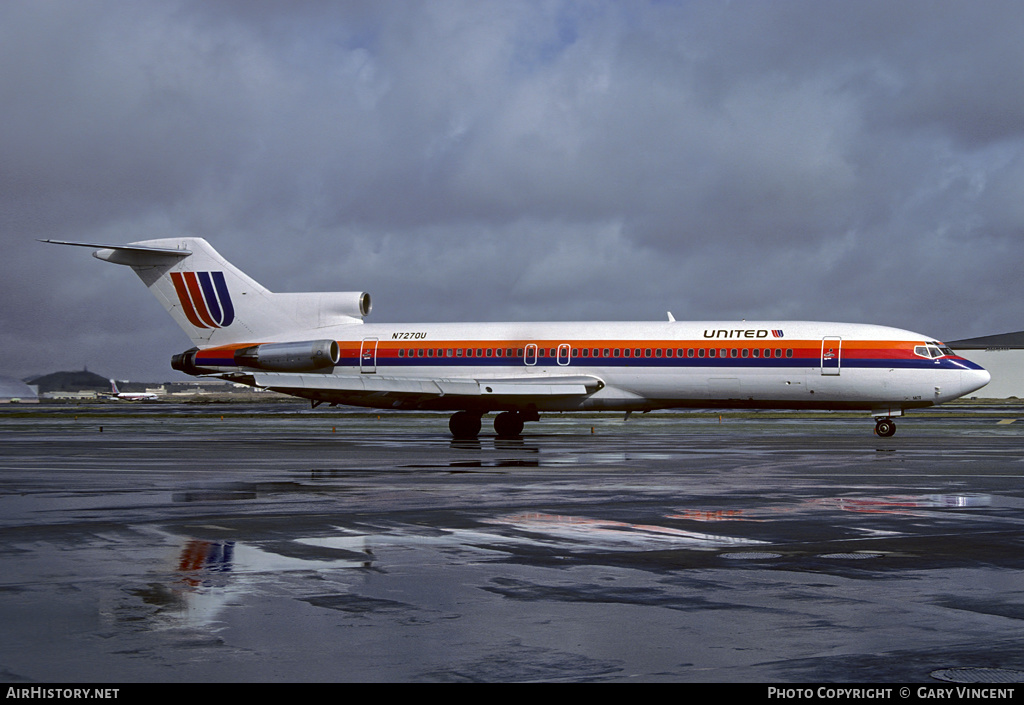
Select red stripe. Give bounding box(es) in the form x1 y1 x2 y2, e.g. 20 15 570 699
183 272 218 328
170 272 209 329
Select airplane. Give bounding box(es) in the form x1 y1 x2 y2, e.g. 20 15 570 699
106 379 159 401
43 237 990 438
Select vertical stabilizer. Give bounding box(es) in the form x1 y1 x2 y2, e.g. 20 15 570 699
45 237 370 347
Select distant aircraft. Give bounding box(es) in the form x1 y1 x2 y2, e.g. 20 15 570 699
44 238 989 438
107 379 158 401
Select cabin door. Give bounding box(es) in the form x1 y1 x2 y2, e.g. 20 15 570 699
360 338 378 374
821 336 842 376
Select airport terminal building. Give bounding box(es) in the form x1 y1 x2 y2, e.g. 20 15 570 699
948 331 1024 399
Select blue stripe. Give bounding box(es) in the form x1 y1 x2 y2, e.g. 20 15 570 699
212 271 234 326
197 272 223 327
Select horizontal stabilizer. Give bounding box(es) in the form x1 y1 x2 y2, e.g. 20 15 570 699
41 239 191 266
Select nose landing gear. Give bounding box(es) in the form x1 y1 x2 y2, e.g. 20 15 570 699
874 417 896 437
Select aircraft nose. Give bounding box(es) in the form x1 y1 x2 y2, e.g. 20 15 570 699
962 368 991 396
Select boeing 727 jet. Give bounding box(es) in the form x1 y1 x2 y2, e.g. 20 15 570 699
45 238 990 438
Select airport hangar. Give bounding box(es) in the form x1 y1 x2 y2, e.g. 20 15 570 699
949 331 1024 399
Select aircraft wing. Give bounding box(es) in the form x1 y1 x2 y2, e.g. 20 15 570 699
248 372 604 409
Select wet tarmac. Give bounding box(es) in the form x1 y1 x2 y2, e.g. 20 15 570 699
2 403 1024 683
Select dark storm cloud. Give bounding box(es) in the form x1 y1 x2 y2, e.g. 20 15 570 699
3 0 1024 381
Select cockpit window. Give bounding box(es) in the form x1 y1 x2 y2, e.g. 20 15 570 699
914 343 952 359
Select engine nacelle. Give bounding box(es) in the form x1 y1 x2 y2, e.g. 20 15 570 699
234 339 340 372
323 291 371 319
171 347 205 375
274 291 372 326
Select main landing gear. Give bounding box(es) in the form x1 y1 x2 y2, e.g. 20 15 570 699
874 417 897 437
449 411 482 439
448 410 537 439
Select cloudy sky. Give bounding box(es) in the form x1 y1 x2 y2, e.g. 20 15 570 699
4 0 1024 382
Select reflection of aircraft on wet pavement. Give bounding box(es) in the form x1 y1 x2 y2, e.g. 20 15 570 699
178 539 234 588
46 238 989 438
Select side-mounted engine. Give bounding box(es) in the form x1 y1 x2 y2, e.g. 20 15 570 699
172 339 340 375
233 339 340 371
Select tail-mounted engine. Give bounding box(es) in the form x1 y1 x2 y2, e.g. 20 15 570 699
233 339 340 372
172 339 341 375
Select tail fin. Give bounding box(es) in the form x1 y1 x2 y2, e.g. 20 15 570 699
44 238 371 347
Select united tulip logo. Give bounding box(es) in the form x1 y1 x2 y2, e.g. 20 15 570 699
170 271 235 328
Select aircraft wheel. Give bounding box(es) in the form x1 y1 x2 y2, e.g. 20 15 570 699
874 418 896 437
449 411 482 439
493 411 525 438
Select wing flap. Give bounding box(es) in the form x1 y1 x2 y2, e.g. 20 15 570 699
251 372 603 400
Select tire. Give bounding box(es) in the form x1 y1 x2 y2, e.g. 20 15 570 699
875 419 896 437
449 411 482 439
493 411 524 438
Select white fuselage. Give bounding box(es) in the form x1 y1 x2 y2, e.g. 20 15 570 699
194 319 991 415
